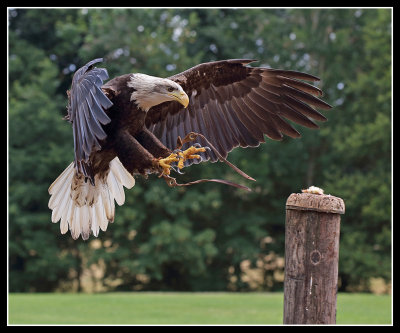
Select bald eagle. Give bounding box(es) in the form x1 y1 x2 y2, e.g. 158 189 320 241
48 58 332 240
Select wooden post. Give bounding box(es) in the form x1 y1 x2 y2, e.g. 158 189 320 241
283 192 345 324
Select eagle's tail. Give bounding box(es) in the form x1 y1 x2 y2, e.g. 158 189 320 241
48 157 135 240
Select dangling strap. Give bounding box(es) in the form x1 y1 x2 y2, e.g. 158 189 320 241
163 132 256 191
163 176 252 192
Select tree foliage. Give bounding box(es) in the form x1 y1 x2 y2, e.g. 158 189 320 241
8 8 391 292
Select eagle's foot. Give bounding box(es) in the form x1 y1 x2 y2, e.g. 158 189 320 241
177 145 207 169
156 153 179 177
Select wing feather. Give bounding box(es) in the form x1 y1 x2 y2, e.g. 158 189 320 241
207 88 231 153
217 102 239 148
226 100 259 148
212 102 235 153
67 58 113 180
145 59 332 165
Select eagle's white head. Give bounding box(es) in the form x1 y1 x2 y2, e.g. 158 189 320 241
127 73 189 111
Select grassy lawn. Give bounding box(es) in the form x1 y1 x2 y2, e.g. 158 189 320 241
8 292 391 325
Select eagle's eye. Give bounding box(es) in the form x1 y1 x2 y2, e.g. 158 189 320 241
167 87 174 92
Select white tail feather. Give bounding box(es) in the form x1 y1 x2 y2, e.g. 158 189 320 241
48 157 135 240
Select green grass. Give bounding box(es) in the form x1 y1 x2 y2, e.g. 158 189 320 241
8 292 391 325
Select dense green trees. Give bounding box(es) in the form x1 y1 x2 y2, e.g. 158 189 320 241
9 8 391 292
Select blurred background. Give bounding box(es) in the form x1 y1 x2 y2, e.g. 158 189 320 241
8 8 391 294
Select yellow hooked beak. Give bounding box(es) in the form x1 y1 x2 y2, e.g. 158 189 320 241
169 91 189 108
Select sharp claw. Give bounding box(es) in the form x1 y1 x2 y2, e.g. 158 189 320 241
170 165 182 174
157 153 179 176
192 143 202 148
161 159 185 176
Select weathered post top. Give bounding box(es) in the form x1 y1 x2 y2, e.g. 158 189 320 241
286 192 345 214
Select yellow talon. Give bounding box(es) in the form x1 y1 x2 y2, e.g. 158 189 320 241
177 145 206 169
158 153 178 176
178 152 185 169
157 145 206 176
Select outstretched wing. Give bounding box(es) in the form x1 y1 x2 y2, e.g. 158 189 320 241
145 59 332 165
67 58 113 181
